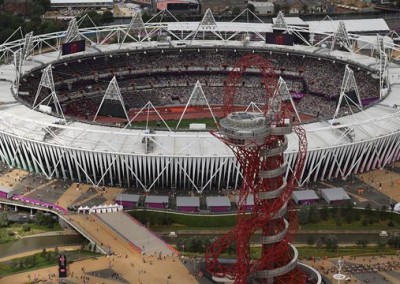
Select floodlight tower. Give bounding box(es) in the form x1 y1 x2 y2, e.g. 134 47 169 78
205 54 308 284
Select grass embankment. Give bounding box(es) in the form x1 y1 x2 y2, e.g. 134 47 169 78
130 118 218 129
296 246 399 258
0 249 99 276
181 246 400 259
0 223 62 244
129 209 400 232
130 210 237 231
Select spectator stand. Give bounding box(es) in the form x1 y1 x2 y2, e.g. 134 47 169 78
145 195 169 209
176 196 200 212
206 196 231 213
115 193 140 209
319 187 351 205
292 190 320 205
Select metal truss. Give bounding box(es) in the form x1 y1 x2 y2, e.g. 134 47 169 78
175 81 218 130
276 77 301 123
187 9 223 42
377 35 389 98
93 76 129 123
330 22 353 53
274 11 288 30
13 49 23 94
65 18 81 43
119 12 148 49
33 65 65 120
332 65 362 124
22 32 34 60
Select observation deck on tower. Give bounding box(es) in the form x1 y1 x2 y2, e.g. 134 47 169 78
219 112 269 145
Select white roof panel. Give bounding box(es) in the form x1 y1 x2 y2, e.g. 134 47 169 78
116 194 140 203
206 196 231 207
273 17 307 26
320 187 350 201
176 196 200 207
307 19 389 34
145 195 169 204
292 190 319 201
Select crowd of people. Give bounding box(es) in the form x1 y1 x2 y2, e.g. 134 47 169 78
18 48 380 121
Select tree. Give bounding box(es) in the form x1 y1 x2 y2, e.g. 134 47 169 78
306 235 315 246
320 207 329 221
298 206 310 225
344 210 353 224
0 211 8 227
22 223 31 232
41 248 47 258
387 236 400 248
274 4 282 14
309 205 321 223
365 202 372 213
356 239 369 248
246 4 255 21
324 235 338 252
102 11 114 24
232 7 241 16
35 210 45 225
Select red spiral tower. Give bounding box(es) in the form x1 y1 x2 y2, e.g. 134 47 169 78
205 54 308 283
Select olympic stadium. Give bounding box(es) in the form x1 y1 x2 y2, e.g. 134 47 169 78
0 10 400 195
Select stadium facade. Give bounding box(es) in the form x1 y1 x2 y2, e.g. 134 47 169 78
0 11 399 194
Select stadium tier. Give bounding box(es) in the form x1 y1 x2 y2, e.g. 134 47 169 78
0 13 400 194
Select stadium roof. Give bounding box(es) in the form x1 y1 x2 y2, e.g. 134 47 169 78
145 195 169 204
0 41 399 158
292 190 319 202
176 196 200 207
272 17 307 26
116 194 140 203
319 187 350 202
206 196 231 207
307 19 390 34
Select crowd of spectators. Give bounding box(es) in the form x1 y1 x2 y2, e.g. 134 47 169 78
18 48 380 121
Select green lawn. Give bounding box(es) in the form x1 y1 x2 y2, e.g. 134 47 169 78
180 246 400 259
0 249 99 276
301 218 397 230
130 209 399 232
0 223 62 244
297 246 399 258
130 210 237 229
129 117 218 130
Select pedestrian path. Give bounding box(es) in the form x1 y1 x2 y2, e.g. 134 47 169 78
98 212 178 256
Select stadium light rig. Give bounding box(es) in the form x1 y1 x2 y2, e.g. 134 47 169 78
205 54 308 284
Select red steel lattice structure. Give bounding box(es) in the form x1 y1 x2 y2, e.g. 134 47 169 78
205 54 308 283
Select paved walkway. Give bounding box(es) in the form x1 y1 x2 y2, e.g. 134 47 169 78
56 183 91 208
98 212 178 256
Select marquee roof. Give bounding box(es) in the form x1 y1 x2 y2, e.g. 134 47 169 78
206 196 231 207
116 194 140 203
145 195 169 204
176 196 200 207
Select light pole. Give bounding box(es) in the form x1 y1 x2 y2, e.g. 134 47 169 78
333 258 346 284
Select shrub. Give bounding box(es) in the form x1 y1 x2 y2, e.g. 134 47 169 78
22 223 31 232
